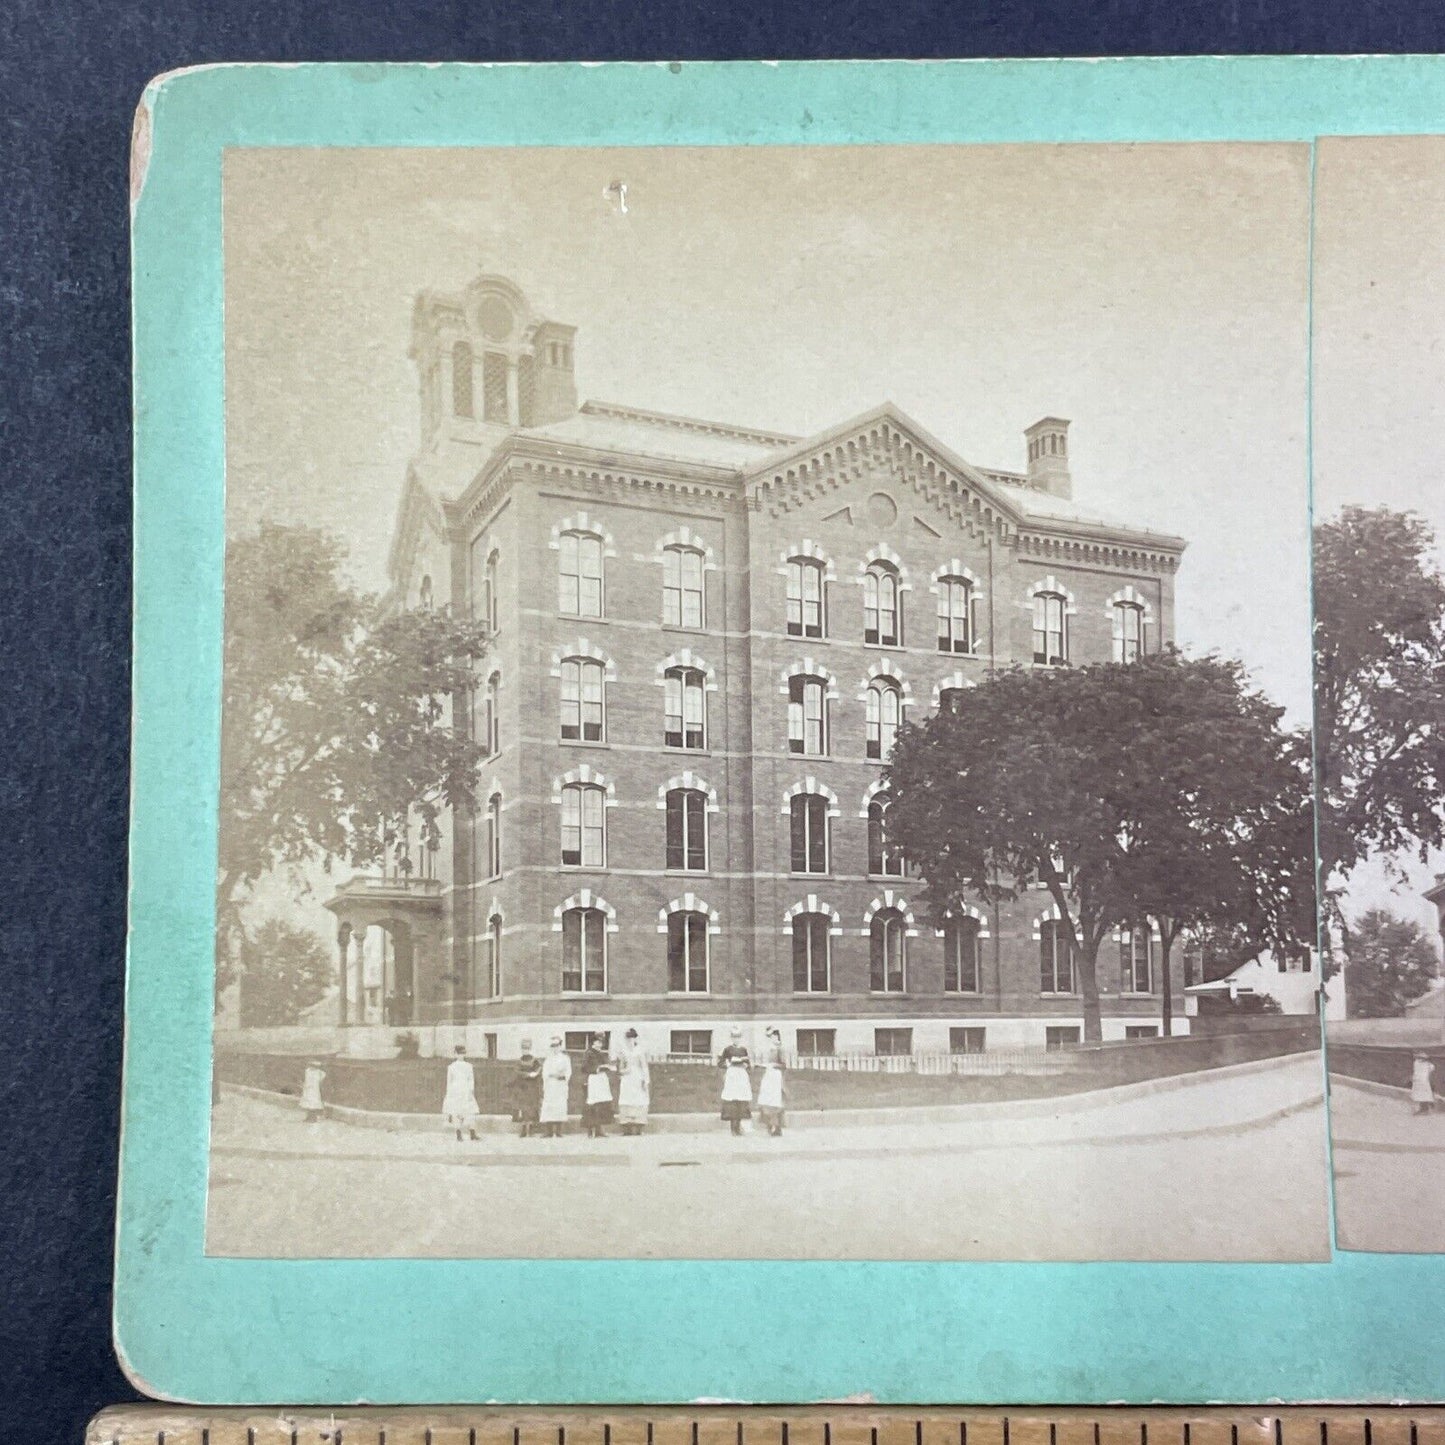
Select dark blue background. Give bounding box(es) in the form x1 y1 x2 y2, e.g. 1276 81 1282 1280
5 5 1445 1441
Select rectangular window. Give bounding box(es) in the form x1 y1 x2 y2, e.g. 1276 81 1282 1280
664 671 706 749
870 920 907 992
560 660 604 743
663 548 705 629
1113 603 1144 662
944 918 982 993
665 789 707 872
1032 593 1068 665
667 912 709 993
564 1030 592 1053
874 1027 913 1057
791 914 831 993
796 1028 836 1057
788 676 827 755
1045 1025 1082 1051
949 1026 987 1055
1125 1025 1159 1040
670 1029 712 1057
790 796 828 874
561 787 605 868
786 560 824 638
937 578 974 653
561 910 606 994
1120 928 1153 993
559 532 604 618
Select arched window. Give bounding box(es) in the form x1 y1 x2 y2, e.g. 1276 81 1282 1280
944 914 982 994
561 907 607 993
787 674 828 756
666 911 709 993
665 787 708 872
1113 601 1145 663
663 666 707 750
789 793 829 874
452 341 474 418
418 575 434 612
558 530 604 618
483 792 502 880
560 657 605 742
1120 925 1153 993
486 912 503 997
792 913 831 993
867 797 906 877
864 562 902 646
485 550 499 633
1032 591 1068 666
869 908 907 993
479 671 500 755
663 545 705 629
786 557 826 638
938 687 968 714
1039 919 1076 994
482 350 508 423
937 575 976 654
866 677 904 761
560 783 606 868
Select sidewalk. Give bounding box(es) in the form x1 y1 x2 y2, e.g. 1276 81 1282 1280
214 1051 1324 1167
1330 1074 1445 1153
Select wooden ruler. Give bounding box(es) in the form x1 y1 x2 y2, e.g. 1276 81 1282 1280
84 1409 1445 1445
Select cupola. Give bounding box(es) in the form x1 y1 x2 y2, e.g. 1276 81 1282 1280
1024 416 1072 500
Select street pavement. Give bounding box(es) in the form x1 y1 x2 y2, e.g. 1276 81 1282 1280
1331 1077 1445 1253
207 1054 1329 1261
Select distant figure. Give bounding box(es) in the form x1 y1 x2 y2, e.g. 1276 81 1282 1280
540 1034 572 1138
615 1027 651 1136
444 1044 481 1142
757 1026 786 1137
512 1036 543 1137
582 1031 615 1137
1411 1052 1437 1115
718 1026 753 1136
299 1059 326 1124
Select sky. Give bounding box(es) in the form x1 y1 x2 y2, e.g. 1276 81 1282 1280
1313 136 1445 937
224 142 1313 723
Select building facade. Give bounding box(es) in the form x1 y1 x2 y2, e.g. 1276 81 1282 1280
329 271 1191 1058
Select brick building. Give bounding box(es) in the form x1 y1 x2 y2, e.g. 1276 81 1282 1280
326 272 1190 1058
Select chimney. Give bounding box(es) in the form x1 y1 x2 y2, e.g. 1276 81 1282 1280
1024 417 1072 500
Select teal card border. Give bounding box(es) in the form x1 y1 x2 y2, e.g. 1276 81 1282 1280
122 56 1445 1405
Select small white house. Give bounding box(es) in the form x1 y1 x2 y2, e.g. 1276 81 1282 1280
1184 950 1345 1021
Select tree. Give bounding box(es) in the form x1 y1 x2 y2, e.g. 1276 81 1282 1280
884 651 1309 1042
1344 908 1441 1018
218 522 491 1001
238 918 335 1027
1315 507 1445 912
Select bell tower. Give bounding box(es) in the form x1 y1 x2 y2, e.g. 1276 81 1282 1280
409 273 578 445
1024 416 1072 500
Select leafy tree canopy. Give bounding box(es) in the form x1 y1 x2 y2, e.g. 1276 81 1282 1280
218 522 491 992
884 650 1311 1040
1315 507 1445 895
238 917 336 1028
1344 907 1442 1019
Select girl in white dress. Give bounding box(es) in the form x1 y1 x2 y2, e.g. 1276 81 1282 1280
615 1027 651 1135
756 1026 786 1137
1411 1052 1437 1115
540 1035 573 1138
299 1060 326 1124
443 1044 481 1142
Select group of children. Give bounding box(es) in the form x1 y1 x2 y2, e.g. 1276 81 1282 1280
297 1026 792 1140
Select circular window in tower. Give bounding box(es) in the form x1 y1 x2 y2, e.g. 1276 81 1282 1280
478 295 514 342
866 492 899 529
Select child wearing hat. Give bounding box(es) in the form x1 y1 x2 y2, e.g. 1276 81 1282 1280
718 1026 754 1136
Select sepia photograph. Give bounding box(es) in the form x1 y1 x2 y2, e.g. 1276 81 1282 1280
206 142 1329 1261
1314 136 1445 1254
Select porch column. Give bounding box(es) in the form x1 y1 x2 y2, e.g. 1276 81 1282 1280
336 923 351 1027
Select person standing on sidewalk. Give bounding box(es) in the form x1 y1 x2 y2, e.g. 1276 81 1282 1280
718 1026 753 1136
444 1043 481 1142
582 1031 615 1137
511 1036 543 1137
1411 1052 1437 1115
756 1026 786 1137
539 1034 572 1138
299 1059 326 1124
615 1027 651 1136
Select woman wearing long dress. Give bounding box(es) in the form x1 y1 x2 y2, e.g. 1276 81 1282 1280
299 1060 326 1124
582 1032 615 1137
511 1036 543 1137
539 1035 572 1138
718 1026 753 1136
757 1026 786 1137
615 1027 651 1135
1412 1052 1437 1115
443 1044 481 1142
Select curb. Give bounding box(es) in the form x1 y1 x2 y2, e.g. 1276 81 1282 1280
223 1049 1314 1136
